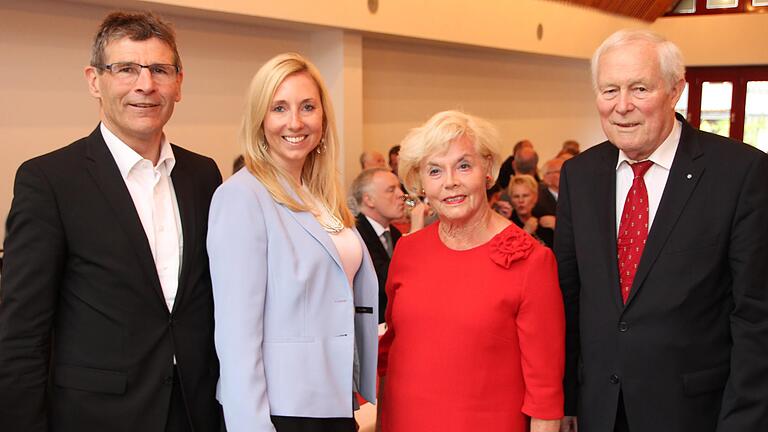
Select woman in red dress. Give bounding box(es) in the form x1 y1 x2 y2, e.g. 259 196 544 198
377 111 564 432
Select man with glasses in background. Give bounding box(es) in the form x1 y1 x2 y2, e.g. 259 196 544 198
535 157 565 217
0 11 223 432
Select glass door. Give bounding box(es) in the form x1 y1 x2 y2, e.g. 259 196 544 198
680 66 768 152
744 81 768 152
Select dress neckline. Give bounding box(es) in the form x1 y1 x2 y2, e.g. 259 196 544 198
433 221 516 253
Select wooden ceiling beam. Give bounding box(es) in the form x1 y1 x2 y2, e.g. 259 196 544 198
550 0 679 22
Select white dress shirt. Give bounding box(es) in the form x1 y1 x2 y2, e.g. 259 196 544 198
549 188 559 201
615 120 682 235
364 215 391 253
102 123 183 312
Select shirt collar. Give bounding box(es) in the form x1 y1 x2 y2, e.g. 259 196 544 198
101 122 175 180
364 215 389 237
549 187 558 199
615 119 681 171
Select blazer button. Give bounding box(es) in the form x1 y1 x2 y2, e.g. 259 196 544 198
610 374 620 385
163 376 173 386
618 321 628 332
168 317 176 327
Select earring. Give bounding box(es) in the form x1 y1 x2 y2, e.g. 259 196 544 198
316 138 326 154
260 141 268 151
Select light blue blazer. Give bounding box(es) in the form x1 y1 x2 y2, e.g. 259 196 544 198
207 169 378 432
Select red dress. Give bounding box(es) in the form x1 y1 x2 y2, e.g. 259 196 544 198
378 223 564 431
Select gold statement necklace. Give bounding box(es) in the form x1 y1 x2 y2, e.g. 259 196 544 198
302 184 344 234
317 205 344 234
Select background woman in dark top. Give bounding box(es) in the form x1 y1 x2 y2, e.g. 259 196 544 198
509 174 555 248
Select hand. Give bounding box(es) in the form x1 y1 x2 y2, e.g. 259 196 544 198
523 216 539 234
408 201 428 233
559 415 578 432
531 417 561 432
539 215 556 229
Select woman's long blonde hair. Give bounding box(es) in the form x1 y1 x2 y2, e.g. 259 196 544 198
241 52 353 227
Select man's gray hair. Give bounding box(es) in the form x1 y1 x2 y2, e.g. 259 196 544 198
513 148 539 176
90 11 181 69
591 29 685 92
350 167 391 205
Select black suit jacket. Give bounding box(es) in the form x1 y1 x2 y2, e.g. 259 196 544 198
0 127 223 432
511 211 554 249
356 214 401 323
554 116 768 432
534 183 557 217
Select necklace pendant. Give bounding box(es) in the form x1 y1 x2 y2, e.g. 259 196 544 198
320 216 344 234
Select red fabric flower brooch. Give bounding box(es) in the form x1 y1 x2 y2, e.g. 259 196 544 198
489 225 535 268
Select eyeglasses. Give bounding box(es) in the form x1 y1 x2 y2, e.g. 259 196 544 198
95 62 180 85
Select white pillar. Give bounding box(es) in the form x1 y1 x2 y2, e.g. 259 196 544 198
309 30 364 189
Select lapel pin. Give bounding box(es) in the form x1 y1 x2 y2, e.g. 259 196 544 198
686 174 693 179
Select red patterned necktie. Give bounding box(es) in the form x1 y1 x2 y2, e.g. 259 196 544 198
617 160 653 304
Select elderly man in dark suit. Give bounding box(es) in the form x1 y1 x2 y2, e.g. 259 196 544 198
536 157 565 217
351 168 405 323
0 11 222 432
555 29 768 432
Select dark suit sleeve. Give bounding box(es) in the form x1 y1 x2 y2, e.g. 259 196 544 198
208 157 223 190
553 161 580 416
718 153 768 431
0 160 66 432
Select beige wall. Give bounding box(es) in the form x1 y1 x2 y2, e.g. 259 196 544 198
0 0 312 239
0 0 604 239
654 13 768 66
74 0 768 65
362 38 604 166
82 0 637 59
2 0 768 240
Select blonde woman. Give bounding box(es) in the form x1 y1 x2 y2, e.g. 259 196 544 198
509 174 555 248
207 53 378 432
377 111 564 432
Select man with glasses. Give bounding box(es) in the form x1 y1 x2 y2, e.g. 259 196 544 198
535 157 565 217
0 11 223 432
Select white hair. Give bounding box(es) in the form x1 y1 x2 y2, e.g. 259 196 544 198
591 29 685 91
398 110 501 197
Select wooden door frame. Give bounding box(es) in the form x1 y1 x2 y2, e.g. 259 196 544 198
684 66 768 141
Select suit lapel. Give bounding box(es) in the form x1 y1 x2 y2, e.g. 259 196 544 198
279 181 344 270
594 147 626 311
169 150 196 313
83 126 167 312
625 121 705 306
356 214 389 258
287 209 344 270
391 224 402 248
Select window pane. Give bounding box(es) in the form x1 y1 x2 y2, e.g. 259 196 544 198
675 82 689 120
753 0 768 6
700 81 732 138
673 0 696 12
706 0 738 8
744 81 768 152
